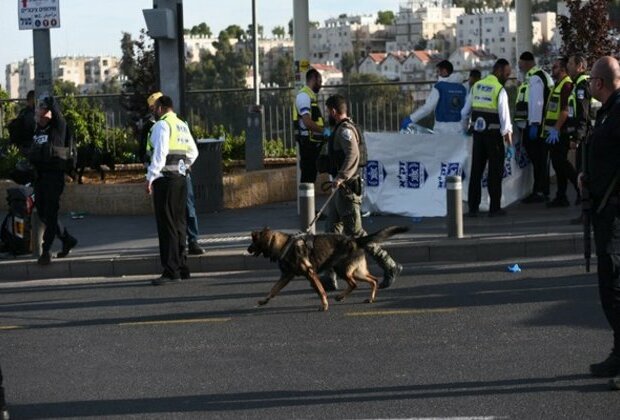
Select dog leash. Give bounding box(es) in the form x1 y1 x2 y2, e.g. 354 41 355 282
278 183 341 260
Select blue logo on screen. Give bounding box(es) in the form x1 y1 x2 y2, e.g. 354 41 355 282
365 160 387 187
398 161 428 189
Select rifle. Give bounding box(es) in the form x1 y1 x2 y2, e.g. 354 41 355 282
581 127 592 273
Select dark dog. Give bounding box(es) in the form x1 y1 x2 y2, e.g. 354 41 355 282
248 226 408 311
74 144 116 184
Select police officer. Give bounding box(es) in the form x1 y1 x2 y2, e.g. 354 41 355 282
29 95 78 265
461 58 513 217
400 60 467 134
294 68 329 183
582 56 620 381
515 52 554 204
566 54 592 178
323 94 402 290
143 92 205 255
146 95 198 285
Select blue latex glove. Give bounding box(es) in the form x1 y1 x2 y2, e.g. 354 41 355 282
400 116 413 131
505 145 515 159
528 125 539 141
507 264 522 273
545 128 559 145
323 127 332 138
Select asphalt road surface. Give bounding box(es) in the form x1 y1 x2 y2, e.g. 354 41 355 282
1 256 620 419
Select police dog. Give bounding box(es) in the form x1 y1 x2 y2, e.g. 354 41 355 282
248 226 408 311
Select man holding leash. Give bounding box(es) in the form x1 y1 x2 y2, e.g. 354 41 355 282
323 94 403 290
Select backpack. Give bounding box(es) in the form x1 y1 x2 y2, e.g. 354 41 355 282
0 187 33 255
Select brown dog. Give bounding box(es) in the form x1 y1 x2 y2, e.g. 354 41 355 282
247 226 408 311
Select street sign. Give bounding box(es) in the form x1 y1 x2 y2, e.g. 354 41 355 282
18 0 61 30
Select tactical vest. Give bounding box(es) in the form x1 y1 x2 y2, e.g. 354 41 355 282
514 66 553 123
541 75 572 137
567 73 590 136
29 123 72 170
470 74 504 136
293 85 325 143
147 112 192 175
434 81 467 122
328 118 367 177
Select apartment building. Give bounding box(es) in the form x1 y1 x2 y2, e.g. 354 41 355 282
394 4 465 51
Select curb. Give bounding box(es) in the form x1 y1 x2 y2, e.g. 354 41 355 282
0 232 587 282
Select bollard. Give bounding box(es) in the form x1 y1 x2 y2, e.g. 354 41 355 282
299 183 315 234
31 208 44 257
446 175 463 238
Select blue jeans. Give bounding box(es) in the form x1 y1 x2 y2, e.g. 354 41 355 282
186 172 200 244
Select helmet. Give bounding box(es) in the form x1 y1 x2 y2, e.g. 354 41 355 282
147 92 163 107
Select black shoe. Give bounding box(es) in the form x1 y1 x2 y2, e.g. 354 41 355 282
57 234 78 258
590 353 620 377
379 263 403 289
546 196 570 208
188 241 205 255
488 209 507 217
37 251 51 266
180 269 191 280
522 192 545 204
151 275 181 286
320 274 338 291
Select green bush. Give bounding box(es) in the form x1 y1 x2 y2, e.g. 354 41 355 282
263 138 295 158
0 141 22 179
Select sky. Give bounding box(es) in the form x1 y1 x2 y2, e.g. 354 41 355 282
1 0 402 84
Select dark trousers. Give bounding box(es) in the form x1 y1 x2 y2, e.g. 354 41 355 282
0 363 5 408
594 204 620 353
548 135 578 199
298 137 322 183
153 175 188 279
185 172 200 244
34 169 66 252
468 132 505 213
523 126 549 196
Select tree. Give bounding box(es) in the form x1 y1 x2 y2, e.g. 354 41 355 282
558 0 618 63
247 24 264 39
376 10 395 25
187 22 212 37
223 24 245 39
272 25 286 39
341 52 357 81
288 19 293 37
270 55 294 87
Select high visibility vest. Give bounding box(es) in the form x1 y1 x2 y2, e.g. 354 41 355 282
567 73 590 136
470 74 504 135
293 85 325 143
147 111 192 174
514 66 553 123
541 75 572 137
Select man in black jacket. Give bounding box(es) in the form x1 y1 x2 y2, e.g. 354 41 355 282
583 57 620 381
29 95 77 265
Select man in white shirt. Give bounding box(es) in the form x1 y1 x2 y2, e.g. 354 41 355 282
400 60 467 134
461 58 513 217
146 95 199 285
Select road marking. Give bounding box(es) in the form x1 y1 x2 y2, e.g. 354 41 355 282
345 308 457 317
119 317 231 327
0 326 22 330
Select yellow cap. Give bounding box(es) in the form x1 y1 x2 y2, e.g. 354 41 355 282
147 91 163 107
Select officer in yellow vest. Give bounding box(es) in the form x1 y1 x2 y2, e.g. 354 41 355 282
294 68 329 183
542 57 578 208
146 95 199 285
461 58 513 217
515 51 554 203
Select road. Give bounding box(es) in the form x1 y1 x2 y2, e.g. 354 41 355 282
1 256 619 419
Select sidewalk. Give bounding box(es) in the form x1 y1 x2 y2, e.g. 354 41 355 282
0 193 588 281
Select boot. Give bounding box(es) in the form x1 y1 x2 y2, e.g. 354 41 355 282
590 352 620 377
319 271 338 291
57 230 78 258
37 251 51 266
379 263 403 289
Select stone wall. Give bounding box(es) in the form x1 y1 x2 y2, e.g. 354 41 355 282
0 166 329 215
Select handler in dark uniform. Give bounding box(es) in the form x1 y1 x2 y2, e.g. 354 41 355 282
323 94 402 290
583 57 620 381
1 363 8 420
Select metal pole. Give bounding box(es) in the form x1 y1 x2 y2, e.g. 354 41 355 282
252 0 260 106
515 0 533 63
446 175 463 238
299 183 315 234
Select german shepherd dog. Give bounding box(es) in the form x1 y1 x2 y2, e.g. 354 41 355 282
247 226 408 311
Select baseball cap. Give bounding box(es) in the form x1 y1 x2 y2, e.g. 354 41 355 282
147 91 163 107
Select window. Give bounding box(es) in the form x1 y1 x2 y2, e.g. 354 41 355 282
103 60 108 66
